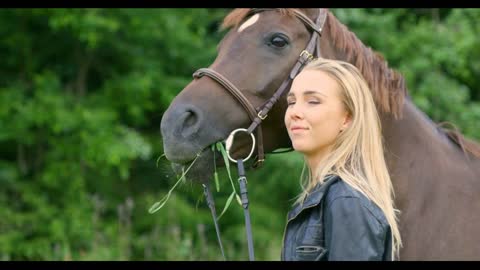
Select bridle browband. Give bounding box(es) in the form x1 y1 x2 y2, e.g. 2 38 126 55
194 8 328 261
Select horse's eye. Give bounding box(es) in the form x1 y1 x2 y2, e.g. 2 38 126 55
270 35 288 48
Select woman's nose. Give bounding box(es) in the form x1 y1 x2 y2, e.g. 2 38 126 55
288 103 304 120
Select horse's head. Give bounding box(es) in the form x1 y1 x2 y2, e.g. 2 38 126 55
161 9 332 182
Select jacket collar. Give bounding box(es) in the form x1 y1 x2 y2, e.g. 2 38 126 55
287 175 339 221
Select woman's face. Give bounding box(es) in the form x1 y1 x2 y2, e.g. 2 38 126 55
285 69 350 157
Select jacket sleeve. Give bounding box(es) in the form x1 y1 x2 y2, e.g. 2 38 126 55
324 196 388 261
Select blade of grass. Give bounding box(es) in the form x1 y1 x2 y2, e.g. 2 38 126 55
149 152 201 214
181 166 187 184
212 144 220 192
148 176 183 214
236 194 242 206
216 142 234 190
217 191 235 221
156 153 166 168
214 171 220 193
216 142 242 207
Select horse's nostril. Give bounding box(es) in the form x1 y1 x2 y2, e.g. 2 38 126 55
184 110 197 128
180 108 202 138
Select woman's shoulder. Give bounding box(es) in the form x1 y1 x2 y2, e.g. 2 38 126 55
324 177 388 226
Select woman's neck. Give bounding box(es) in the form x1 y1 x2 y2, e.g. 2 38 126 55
305 145 334 177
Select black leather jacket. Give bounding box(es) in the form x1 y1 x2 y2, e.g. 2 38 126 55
281 175 393 261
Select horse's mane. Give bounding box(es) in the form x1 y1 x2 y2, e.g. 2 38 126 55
438 122 480 158
325 12 407 119
222 8 480 158
325 12 480 158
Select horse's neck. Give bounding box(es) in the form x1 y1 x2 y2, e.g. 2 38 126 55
320 22 478 202
380 98 476 209
318 17 480 258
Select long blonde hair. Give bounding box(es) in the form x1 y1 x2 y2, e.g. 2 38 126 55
294 58 402 260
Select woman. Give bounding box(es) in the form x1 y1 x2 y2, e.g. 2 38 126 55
281 58 402 261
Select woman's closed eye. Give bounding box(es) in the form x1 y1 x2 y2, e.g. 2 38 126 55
287 100 321 106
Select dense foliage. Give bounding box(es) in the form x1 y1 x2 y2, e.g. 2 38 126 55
0 8 478 260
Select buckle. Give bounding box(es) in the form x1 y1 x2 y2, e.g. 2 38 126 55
252 158 264 168
257 110 267 120
300 50 314 62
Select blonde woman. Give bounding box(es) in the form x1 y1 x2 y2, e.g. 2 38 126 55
281 58 401 261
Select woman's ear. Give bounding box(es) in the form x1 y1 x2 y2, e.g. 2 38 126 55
341 113 352 132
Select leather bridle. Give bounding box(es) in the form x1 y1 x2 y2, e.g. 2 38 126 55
194 8 328 261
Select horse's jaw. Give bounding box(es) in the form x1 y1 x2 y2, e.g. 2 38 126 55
167 147 218 184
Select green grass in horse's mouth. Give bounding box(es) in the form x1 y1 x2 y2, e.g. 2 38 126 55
149 142 241 217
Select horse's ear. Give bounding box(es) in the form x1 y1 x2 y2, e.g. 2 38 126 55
298 8 328 21
221 8 251 30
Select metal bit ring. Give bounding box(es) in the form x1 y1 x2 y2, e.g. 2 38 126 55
225 128 256 163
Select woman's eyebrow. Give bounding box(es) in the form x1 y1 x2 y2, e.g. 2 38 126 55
287 90 328 98
303 90 327 97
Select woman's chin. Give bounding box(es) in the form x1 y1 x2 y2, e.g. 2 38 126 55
291 142 308 153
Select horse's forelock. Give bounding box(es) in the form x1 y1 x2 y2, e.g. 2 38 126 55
221 8 298 31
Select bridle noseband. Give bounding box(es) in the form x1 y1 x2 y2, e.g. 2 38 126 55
194 8 328 261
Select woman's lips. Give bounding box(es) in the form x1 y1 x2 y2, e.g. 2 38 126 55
290 126 308 133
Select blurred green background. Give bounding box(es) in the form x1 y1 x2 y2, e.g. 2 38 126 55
0 8 479 261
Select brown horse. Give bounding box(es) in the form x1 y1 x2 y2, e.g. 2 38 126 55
160 8 480 260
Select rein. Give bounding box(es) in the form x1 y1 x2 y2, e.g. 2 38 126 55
194 8 327 261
